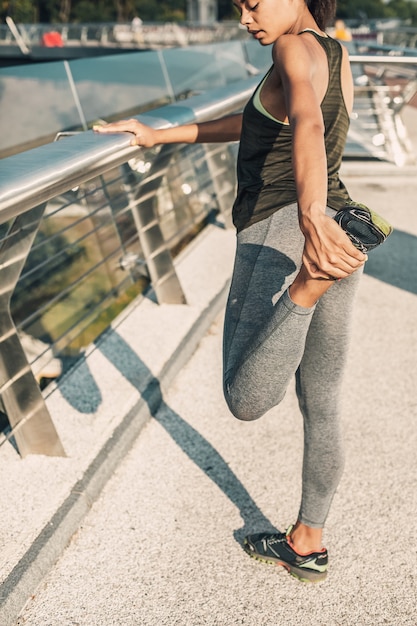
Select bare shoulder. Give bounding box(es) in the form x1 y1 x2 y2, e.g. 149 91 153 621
273 34 314 61
273 34 320 79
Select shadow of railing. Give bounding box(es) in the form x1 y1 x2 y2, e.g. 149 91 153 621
59 327 277 542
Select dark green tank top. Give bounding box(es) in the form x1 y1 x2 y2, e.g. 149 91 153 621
232 31 351 232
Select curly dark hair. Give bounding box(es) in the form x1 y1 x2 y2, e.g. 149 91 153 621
307 0 336 29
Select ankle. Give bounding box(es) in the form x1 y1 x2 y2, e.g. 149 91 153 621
288 522 323 554
289 266 334 308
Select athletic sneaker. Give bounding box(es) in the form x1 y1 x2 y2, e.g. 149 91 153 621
333 200 393 253
243 526 328 583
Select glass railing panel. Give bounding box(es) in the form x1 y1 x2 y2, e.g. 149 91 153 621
210 41 252 84
161 41 249 99
0 62 82 158
68 50 172 123
243 39 272 72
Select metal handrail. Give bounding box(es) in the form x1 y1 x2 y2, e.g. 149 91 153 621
0 77 257 221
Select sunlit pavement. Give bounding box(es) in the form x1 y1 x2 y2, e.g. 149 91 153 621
3 110 417 626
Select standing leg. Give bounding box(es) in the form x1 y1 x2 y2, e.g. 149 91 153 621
295 267 363 529
242 264 363 579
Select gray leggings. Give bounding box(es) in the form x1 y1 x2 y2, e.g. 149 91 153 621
223 203 362 527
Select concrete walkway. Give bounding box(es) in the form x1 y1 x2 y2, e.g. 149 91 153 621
1 104 416 625
11 161 417 625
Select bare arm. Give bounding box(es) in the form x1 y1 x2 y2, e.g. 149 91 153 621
93 113 242 148
275 36 365 279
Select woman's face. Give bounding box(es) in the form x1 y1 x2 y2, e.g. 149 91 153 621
233 0 303 45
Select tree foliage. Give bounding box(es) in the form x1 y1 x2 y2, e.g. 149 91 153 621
337 0 417 24
2 0 417 25
2 0 187 22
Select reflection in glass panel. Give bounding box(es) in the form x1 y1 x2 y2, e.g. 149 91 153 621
243 39 272 72
0 62 82 158
69 51 171 123
211 41 251 84
162 46 225 99
162 41 249 100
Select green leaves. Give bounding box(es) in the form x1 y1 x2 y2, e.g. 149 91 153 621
1 0 187 24
337 0 417 25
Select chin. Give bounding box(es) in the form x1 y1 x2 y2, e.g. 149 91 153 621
258 38 273 46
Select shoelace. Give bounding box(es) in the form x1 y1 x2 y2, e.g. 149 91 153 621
264 532 288 545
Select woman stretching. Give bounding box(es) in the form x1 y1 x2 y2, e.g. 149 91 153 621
95 0 390 582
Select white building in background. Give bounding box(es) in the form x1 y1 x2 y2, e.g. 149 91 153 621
187 0 218 23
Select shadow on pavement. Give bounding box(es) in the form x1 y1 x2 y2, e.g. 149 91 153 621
59 354 102 413
364 229 417 294
92 329 277 543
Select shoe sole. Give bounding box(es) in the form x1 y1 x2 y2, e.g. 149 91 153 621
334 202 393 253
243 542 327 583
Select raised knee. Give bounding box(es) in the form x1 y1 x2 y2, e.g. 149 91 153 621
227 400 263 422
224 378 286 422
223 383 265 422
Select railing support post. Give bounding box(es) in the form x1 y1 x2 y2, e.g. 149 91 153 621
121 148 187 305
0 205 65 457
